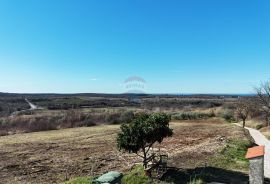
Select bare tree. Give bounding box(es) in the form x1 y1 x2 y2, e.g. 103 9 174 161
255 80 270 126
235 97 250 128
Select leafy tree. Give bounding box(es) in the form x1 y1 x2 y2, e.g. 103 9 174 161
117 113 173 169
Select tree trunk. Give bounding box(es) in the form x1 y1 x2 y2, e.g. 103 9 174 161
243 119 246 128
143 148 147 169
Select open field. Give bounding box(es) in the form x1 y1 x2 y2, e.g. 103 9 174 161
0 93 238 118
0 93 239 136
261 127 270 140
0 118 252 184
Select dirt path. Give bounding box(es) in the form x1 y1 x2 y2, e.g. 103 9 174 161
25 98 38 110
236 124 270 178
10 99 43 116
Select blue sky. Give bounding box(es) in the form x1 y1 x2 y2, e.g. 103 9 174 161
0 0 269 94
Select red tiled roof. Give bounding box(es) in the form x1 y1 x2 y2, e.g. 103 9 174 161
245 146 265 159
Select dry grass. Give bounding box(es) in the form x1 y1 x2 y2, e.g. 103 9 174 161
243 120 265 130
0 119 250 184
240 120 270 140
261 127 270 140
167 119 250 169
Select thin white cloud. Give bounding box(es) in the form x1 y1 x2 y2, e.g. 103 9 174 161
90 78 97 81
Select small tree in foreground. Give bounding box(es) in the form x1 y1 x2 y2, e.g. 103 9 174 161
235 97 250 128
117 113 173 169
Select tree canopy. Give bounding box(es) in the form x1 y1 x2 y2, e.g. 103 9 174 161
117 113 173 168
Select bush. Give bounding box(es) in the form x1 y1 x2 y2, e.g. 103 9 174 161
256 124 264 130
0 131 8 136
0 118 7 126
210 139 252 170
0 109 135 135
105 113 121 124
222 103 236 110
119 111 135 123
121 165 151 184
27 117 58 132
80 119 96 127
171 112 215 121
0 97 30 117
218 110 235 122
105 111 134 125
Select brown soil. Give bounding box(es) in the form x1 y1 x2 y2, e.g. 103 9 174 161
0 119 248 184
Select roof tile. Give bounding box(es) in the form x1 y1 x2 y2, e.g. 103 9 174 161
245 146 265 159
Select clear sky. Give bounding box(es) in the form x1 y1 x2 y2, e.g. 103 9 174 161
0 0 269 94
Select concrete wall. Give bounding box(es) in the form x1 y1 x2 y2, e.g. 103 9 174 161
249 156 264 184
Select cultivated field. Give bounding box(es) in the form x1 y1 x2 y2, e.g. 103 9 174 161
0 119 252 184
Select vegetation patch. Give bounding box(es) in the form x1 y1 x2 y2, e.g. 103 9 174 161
171 111 215 121
209 139 252 171
260 127 270 140
61 177 93 184
187 178 204 184
0 109 135 135
121 165 152 184
0 118 251 183
217 109 236 122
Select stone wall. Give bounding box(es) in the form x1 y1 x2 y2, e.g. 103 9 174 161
249 156 264 184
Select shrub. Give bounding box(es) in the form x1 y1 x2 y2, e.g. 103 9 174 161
119 111 134 123
210 139 252 170
0 118 7 126
105 113 121 124
256 124 263 130
27 117 58 132
171 112 215 121
0 109 135 134
218 110 235 122
121 165 151 184
222 103 236 110
80 119 96 127
117 113 173 168
0 131 8 136
105 111 134 125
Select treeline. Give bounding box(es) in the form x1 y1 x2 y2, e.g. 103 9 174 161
0 93 237 116
29 97 140 110
0 97 30 117
141 98 224 109
171 111 215 120
24 97 227 111
0 109 135 136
